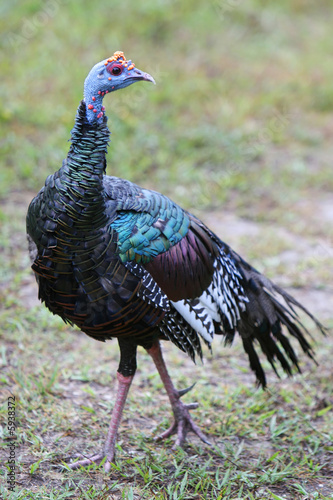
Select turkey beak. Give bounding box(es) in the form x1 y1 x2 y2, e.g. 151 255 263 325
142 72 156 84
126 69 156 85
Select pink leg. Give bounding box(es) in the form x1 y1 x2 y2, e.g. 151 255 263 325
147 341 211 447
68 372 133 472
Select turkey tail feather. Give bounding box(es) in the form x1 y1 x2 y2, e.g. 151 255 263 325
168 221 327 386
222 250 327 386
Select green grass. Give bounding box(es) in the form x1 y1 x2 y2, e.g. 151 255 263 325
1 0 333 498
0 301 332 499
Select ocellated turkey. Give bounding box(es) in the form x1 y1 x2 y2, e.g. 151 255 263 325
26 51 326 472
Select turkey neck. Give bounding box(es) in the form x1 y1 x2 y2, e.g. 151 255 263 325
61 100 110 228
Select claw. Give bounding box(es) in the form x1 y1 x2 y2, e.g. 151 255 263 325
185 402 199 410
64 453 105 470
177 382 196 398
64 452 113 472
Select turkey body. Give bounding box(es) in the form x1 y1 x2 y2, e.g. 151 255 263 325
27 102 308 381
27 101 250 375
26 53 325 471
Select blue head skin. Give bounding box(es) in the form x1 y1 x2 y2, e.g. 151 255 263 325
83 51 155 124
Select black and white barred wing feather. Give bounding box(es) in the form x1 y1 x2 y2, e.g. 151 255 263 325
169 232 249 345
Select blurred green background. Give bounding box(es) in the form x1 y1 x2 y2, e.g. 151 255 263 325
1 0 332 211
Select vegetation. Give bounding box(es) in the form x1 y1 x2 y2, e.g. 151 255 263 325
0 0 332 498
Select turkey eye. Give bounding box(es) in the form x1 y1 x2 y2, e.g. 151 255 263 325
111 65 122 76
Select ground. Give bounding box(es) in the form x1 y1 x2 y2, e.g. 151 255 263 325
0 193 332 499
1 1 333 499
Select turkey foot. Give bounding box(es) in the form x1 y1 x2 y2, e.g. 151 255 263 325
155 397 211 447
147 341 211 447
66 372 134 472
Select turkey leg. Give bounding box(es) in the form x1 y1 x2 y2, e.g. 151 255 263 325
68 372 133 472
147 340 211 447
67 338 137 471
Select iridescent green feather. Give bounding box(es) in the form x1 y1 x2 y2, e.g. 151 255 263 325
111 203 190 263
